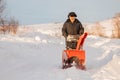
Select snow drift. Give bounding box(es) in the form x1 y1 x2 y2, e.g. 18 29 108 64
0 23 120 80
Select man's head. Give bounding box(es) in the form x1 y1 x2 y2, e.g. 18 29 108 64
68 12 77 23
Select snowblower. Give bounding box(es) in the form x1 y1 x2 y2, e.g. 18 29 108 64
62 32 88 70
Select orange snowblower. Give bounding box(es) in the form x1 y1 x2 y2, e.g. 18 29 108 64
62 32 88 70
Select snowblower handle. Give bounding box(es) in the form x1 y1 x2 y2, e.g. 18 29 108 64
76 32 88 50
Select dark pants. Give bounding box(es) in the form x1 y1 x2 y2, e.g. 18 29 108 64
66 41 77 49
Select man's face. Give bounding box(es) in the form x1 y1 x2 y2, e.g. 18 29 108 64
69 16 76 23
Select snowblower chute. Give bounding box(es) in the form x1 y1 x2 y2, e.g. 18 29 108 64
62 32 88 70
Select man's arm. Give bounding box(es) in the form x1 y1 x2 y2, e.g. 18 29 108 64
79 22 84 36
62 23 68 38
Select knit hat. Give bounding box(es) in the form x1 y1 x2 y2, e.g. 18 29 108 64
68 12 77 18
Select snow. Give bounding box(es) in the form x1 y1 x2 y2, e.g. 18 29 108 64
99 19 113 37
0 23 120 80
92 55 120 80
85 18 120 38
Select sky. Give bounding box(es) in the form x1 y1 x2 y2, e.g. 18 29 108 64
6 0 120 25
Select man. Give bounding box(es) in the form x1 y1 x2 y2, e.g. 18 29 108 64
62 12 84 49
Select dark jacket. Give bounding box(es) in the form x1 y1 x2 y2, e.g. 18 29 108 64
62 19 84 38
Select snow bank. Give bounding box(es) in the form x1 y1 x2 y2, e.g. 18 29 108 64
92 55 120 80
0 23 120 80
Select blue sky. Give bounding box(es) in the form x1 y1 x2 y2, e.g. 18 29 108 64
6 0 120 25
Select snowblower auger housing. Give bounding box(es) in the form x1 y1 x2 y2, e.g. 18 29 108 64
62 32 88 70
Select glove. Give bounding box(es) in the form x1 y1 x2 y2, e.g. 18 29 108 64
67 35 79 42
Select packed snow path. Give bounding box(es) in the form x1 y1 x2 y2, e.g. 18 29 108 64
0 24 120 80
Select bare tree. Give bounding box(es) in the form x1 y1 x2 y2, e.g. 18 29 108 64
0 0 19 34
112 13 120 38
8 17 19 34
0 0 6 33
112 18 120 38
0 17 11 34
115 13 120 18
0 0 6 22
0 0 5 16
